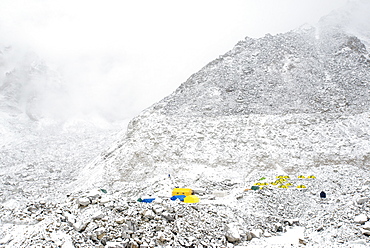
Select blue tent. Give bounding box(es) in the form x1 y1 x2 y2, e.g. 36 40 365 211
138 198 156 203
170 195 186 201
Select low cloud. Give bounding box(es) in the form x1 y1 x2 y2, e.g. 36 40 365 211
0 0 351 123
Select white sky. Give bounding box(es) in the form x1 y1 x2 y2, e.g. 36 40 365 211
0 0 349 122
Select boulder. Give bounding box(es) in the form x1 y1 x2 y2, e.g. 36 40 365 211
213 191 229 197
143 209 155 219
225 223 241 243
73 220 89 232
350 239 368 245
245 232 253 241
152 205 165 215
115 218 125 224
94 227 106 240
129 240 139 248
284 218 300 226
140 242 149 248
77 197 90 207
105 241 124 248
100 196 111 204
361 229 370 236
363 221 370 231
86 189 102 200
63 212 76 225
92 210 104 220
250 229 263 239
357 197 369 205
354 214 368 224
192 188 207 195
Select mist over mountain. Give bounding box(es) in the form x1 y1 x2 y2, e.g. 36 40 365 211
76 0 370 192
0 47 127 123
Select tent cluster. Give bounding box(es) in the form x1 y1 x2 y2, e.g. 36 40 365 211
249 174 316 190
297 175 316 179
171 188 199 203
137 188 200 204
254 182 269 186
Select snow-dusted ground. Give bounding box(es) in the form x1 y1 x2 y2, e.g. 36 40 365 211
1 153 369 247
1 115 369 248
0 115 125 203
0 115 127 246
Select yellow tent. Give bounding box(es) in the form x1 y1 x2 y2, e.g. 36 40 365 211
297 185 306 188
298 175 305 179
184 195 200 203
286 183 293 186
283 176 290 179
276 176 284 179
307 175 316 179
172 188 193 196
278 185 288 188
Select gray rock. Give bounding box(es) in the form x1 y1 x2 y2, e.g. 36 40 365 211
250 229 263 239
161 212 175 221
354 214 368 224
361 229 370 236
357 197 370 204
86 189 102 200
115 217 125 224
152 205 164 215
225 223 241 242
73 220 89 232
100 196 111 204
213 191 229 197
129 240 139 248
92 210 104 220
143 209 155 219
350 239 368 245
63 212 76 225
77 197 90 207
363 221 370 231
284 218 300 226
140 242 149 248
105 241 124 248
245 232 253 241
193 188 207 195
94 227 106 240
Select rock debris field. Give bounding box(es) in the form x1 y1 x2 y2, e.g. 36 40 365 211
1 160 370 247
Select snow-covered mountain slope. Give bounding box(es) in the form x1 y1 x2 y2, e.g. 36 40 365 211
75 1 370 194
2 1 370 247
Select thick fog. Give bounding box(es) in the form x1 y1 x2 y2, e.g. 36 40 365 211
0 0 352 123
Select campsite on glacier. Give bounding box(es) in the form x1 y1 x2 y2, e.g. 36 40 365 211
1 0 370 247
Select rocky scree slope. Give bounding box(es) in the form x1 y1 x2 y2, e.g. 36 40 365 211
78 18 370 192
